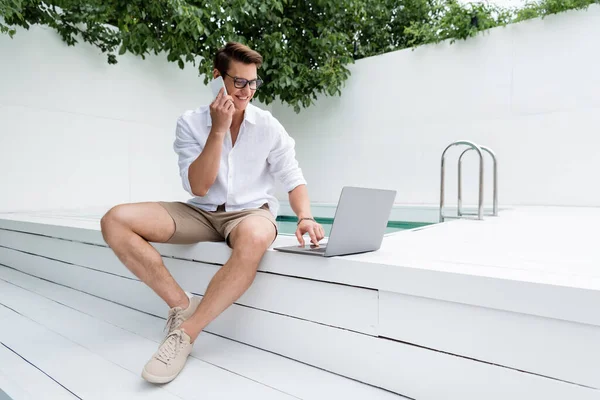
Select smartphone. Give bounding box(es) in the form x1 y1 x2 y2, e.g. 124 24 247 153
210 76 228 99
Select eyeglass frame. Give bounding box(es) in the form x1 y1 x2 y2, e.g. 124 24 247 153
222 72 264 90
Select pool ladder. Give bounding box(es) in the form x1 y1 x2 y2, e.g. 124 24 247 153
439 140 498 222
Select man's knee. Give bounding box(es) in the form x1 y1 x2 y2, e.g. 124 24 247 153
232 218 276 254
100 204 127 240
247 229 274 250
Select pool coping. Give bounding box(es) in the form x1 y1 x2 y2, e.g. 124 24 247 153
0 206 598 328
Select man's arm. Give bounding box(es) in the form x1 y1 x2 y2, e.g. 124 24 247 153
289 184 325 246
188 89 234 196
289 184 313 221
266 119 324 246
187 129 225 196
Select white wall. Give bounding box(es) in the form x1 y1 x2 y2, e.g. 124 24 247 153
0 25 272 213
2 6 599 213
273 5 600 208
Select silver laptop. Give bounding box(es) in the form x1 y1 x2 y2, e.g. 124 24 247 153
274 186 397 257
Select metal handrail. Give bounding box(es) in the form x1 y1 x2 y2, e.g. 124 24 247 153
440 141 484 222
458 146 498 217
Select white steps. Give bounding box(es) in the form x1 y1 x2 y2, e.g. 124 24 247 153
0 266 401 400
1 212 599 399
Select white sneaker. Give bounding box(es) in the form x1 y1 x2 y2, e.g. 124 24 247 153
142 329 193 384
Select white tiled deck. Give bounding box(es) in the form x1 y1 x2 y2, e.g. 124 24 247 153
0 206 599 399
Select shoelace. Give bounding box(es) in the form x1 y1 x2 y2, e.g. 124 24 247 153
156 330 184 364
164 307 185 334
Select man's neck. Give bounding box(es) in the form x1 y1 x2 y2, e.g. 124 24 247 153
232 110 245 128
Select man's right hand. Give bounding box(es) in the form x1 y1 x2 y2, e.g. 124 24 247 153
209 88 235 135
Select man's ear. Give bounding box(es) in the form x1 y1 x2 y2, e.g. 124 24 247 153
212 69 220 79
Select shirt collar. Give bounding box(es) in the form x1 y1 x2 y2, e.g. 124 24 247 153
206 103 257 127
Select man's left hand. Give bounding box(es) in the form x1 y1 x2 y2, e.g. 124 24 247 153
295 219 325 247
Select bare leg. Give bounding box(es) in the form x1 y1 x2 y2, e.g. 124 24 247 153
179 216 276 342
100 203 189 309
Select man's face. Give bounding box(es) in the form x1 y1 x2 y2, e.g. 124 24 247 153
214 60 258 111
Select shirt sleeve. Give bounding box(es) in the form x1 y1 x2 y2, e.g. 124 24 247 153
267 118 307 192
173 117 203 196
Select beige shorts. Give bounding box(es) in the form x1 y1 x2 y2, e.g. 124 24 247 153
158 202 277 247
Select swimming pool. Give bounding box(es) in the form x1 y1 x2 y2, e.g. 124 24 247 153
275 216 432 236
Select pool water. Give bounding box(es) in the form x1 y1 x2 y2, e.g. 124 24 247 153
275 216 431 236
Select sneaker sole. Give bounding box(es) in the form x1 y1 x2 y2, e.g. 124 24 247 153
141 367 182 384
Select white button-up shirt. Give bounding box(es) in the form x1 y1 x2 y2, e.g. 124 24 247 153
173 103 306 217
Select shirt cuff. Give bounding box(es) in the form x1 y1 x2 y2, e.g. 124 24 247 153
282 171 307 193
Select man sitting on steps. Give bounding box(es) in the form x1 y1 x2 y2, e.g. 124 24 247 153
100 42 325 384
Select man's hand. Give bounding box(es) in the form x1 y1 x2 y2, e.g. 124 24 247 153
295 219 325 247
209 88 234 135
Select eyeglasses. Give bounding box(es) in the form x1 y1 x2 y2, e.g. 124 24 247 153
223 72 263 90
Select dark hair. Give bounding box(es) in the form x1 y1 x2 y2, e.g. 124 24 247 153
214 42 263 76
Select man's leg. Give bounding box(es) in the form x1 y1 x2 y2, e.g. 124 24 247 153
179 216 277 342
100 202 189 309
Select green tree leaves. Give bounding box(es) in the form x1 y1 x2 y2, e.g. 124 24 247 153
404 0 598 46
1 0 598 112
